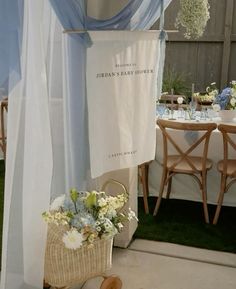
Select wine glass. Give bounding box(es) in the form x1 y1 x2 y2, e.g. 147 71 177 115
156 103 166 119
188 100 197 120
207 107 215 120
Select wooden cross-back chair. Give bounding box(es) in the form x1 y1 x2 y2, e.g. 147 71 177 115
138 162 150 214
154 119 217 223
213 124 236 225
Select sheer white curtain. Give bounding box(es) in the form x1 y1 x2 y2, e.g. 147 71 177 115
0 1 64 288
1 1 171 288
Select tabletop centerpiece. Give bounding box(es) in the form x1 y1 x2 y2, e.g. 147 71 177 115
194 82 218 105
43 181 137 287
213 81 236 122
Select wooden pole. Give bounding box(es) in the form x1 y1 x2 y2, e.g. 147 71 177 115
63 29 179 34
220 0 234 89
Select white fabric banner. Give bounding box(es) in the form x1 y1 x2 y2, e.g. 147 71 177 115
87 31 160 178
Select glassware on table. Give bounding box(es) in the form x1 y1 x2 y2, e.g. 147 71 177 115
207 107 215 120
156 103 166 119
188 101 197 120
200 108 207 120
177 107 185 119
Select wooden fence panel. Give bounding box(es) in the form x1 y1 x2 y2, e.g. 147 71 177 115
152 0 236 91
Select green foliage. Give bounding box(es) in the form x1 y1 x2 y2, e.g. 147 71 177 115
162 68 190 96
84 191 97 209
70 188 78 203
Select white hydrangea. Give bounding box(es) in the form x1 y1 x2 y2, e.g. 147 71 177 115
232 88 236 98
177 96 184 104
230 97 236 107
62 229 84 250
106 208 117 219
50 194 66 211
98 197 107 207
42 211 70 225
212 104 221 112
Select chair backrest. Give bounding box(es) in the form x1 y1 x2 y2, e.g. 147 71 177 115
218 124 236 176
157 119 217 172
160 94 186 110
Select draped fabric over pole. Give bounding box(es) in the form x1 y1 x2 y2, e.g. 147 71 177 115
0 0 172 288
50 0 172 189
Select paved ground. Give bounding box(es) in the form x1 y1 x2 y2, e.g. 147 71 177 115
76 239 236 289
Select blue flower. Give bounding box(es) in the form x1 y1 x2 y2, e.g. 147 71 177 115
214 87 232 110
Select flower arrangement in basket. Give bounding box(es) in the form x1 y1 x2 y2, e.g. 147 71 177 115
43 180 137 288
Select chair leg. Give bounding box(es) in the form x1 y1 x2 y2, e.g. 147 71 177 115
145 163 150 196
166 174 172 199
153 168 167 216
140 164 149 214
201 173 209 224
213 174 227 225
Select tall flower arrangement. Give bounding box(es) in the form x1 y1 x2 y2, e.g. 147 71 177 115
43 189 137 250
175 0 210 39
194 82 218 103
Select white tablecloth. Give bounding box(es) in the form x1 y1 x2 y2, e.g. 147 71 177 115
149 120 236 207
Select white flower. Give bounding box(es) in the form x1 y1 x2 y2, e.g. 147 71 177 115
128 208 138 221
42 211 70 225
96 226 101 232
98 197 107 207
212 104 220 112
231 80 236 86
106 208 117 219
62 229 84 250
230 97 236 107
50 194 65 211
210 82 216 86
177 96 184 104
117 222 123 230
232 88 236 98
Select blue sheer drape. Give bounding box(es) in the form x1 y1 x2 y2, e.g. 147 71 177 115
0 0 172 186
0 0 172 93
49 0 172 30
47 0 172 189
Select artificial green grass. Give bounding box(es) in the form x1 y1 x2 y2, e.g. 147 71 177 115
135 197 236 253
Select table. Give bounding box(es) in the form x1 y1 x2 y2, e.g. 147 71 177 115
148 118 236 207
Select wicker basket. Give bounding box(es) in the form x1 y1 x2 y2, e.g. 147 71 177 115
44 223 113 288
